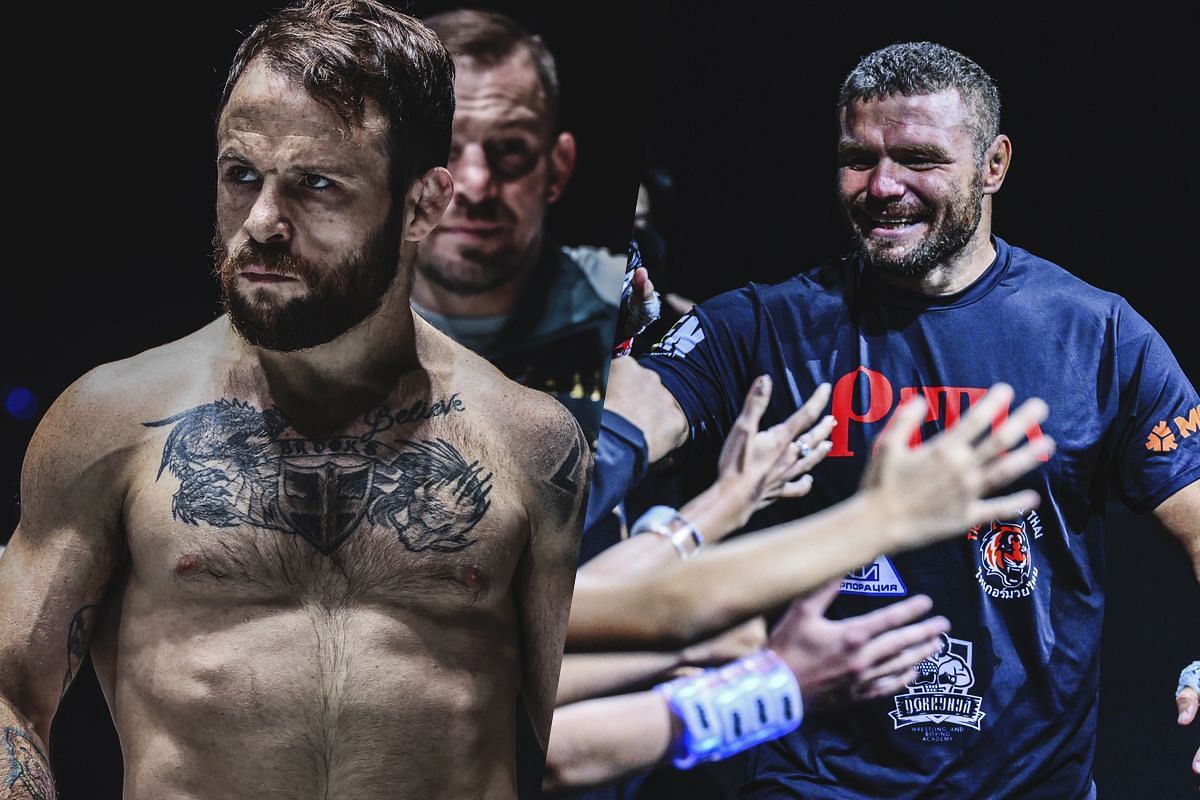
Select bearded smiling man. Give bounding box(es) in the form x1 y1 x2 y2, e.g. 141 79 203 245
0 2 589 798
601 42 1199 798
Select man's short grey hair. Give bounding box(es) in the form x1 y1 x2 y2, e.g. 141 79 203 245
838 42 1001 160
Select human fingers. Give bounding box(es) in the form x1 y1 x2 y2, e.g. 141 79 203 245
1178 687 1199 726
781 440 834 483
683 617 768 666
972 396 1049 463
780 425 836 482
873 393 928 454
974 393 1051 450
631 266 651 299
847 594 935 639
980 435 1056 493
856 618 951 679
942 383 1014 446
776 474 815 499
783 577 843 620
791 414 836 460
778 383 832 441
853 632 948 699
853 667 921 701
733 376 773 438
965 490 1043 530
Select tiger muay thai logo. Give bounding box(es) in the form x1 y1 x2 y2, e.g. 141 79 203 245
890 633 985 732
969 509 1043 600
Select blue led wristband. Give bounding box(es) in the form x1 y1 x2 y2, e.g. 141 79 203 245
654 648 803 769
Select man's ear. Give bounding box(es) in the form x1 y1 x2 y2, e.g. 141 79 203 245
403 166 454 241
981 135 1012 195
545 131 577 205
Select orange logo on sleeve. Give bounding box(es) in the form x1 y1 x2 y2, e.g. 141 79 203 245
1146 403 1200 454
1175 404 1200 438
1146 421 1178 452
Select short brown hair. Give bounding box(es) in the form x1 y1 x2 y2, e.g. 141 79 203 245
423 9 560 130
839 42 1000 161
220 0 455 189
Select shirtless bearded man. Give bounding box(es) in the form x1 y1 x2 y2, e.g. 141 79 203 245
0 2 589 798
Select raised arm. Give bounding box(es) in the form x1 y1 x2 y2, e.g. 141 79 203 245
581 376 833 579
568 384 1053 649
0 373 130 799
1152 480 1200 778
514 403 592 752
602 356 690 465
1154 479 1200 584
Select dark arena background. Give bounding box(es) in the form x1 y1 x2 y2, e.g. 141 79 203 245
3 2 1197 798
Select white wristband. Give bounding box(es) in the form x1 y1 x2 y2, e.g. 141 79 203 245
1178 661 1200 696
631 505 703 559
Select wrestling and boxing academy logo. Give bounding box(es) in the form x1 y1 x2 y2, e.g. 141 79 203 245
653 314 705 358
969 509 1043 600
890 633 985 734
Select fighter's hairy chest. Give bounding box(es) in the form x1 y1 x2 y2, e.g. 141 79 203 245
119 392 527 606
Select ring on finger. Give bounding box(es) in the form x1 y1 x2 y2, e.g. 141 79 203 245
797 438 812 458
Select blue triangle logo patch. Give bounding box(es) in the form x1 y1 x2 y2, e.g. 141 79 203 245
841 556 907 596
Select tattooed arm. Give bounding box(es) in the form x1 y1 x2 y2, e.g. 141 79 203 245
513 400 591 752
0 371 129 798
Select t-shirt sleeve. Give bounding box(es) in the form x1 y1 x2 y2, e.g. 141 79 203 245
1109 301 1200 512
639 286 761 448
584 409 649 534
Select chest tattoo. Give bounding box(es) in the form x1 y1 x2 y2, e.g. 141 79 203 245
145 398 491 554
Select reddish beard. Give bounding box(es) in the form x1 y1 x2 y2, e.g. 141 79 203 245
213 220 403 352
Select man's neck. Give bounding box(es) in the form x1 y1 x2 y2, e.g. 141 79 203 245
228 285 421 432
412 237 545 317
872 222 997 297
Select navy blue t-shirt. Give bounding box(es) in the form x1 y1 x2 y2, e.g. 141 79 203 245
642 238 1200 799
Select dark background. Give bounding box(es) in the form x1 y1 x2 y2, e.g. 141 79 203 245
1 1 660 797
635 5 1197 798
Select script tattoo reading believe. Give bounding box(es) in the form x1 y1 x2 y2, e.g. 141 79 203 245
145 396 492 555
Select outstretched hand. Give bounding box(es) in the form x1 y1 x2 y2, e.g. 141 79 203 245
711 376 834 535
860 383 1055 553
768 579 949 711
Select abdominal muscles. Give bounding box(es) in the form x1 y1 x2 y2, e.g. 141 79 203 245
107 596 520 800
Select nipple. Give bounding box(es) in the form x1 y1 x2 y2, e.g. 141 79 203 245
175 553 204 577
458 565 484 591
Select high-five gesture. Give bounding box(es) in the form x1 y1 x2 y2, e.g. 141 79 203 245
860 383 1055 553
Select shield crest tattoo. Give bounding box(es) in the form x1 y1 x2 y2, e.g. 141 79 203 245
278 459 374 554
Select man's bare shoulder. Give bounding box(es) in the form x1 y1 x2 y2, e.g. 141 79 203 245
445 340 582 450
417 316 579 433
416 318 589 517
41 321 224 431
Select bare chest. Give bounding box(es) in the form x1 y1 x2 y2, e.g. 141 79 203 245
122 396 527 609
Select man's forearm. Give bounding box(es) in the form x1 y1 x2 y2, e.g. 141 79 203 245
544 691 674 793
556 651 684 706
0 697 54 800
1151 480 1200 585
569 494 891 649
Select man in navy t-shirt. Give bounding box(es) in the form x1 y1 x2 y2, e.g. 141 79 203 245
604 42 1199 798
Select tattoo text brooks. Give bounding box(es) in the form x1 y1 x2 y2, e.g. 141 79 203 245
145 396 493 555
